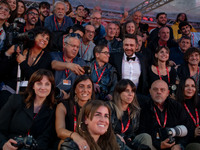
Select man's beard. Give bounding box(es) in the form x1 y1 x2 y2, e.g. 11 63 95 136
158 22 166 27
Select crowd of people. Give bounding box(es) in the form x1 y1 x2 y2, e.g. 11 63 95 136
0 0 200 149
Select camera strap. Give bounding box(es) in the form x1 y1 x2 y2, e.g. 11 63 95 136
154 107 167 128
184 103 199 127
156 66 170 84
27 110 40 135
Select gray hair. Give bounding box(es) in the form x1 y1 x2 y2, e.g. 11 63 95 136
53 1 67 12
63 35 80 44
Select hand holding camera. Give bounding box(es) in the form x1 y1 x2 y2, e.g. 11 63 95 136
11 135 37 150
161 138 175 149
3 139 18 150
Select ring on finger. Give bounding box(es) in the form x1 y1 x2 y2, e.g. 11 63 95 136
83 145 87 149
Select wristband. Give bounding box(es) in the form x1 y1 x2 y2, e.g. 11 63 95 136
69 132 74 138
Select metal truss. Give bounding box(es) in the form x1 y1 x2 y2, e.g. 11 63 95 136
128 0 174 16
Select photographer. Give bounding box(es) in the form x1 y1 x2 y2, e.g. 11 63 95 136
88 44 117 101
139 80 190 150
0 27 52 109
0 69 56 150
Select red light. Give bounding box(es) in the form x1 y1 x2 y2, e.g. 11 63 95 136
149 18 153 21
143 17 148 21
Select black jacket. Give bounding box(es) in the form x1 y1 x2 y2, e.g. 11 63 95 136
109 52 149 95
0 94 56 150
177 64 200 94
138 98 191 150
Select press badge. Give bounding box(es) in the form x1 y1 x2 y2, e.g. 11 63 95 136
20 81 28 87
63 79 71 85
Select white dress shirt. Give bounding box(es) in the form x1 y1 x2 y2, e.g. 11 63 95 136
122 53 141 87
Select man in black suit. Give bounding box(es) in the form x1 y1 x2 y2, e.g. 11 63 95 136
109 34 148 95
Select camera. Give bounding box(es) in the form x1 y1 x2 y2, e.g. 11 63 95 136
159 125 188 144
12 135 38 150
82 66 91 75
7 18 35 47
166 125 188 144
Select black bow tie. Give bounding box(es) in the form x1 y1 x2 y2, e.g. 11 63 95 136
127 57 136 61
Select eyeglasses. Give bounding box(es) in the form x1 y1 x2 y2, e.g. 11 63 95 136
28 12 39 17
91 17 101 20
100 51 110 55
68 33 81 39
66 42 80 49
0 6 10 13
85 29 95 34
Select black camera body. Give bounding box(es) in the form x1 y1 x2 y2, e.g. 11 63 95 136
12 135 38 150
7 18 35 47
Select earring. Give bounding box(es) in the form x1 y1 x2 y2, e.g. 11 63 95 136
79 122 86 133
74 94 78 102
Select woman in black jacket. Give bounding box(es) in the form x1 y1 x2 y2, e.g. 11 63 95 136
109 79 153 150
0 69 56 150
176 77 200 150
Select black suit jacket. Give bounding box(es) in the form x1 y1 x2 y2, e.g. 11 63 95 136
0 94 56 150
109 52 149 95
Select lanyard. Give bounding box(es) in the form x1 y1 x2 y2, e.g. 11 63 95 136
63 55 73 78
81 42 90 58
75 18 82 25
28 110 40 135
23 26 26 33
156 66 170 84
73 105 77 132
94 62 106 84
154 107 167 128
121 107 130 133
184 103 199 127
190 67 199 82
54 16 65 31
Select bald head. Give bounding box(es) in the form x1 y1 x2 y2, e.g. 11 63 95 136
150 80 169 105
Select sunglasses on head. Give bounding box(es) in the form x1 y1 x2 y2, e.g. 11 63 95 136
68 33 81 39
